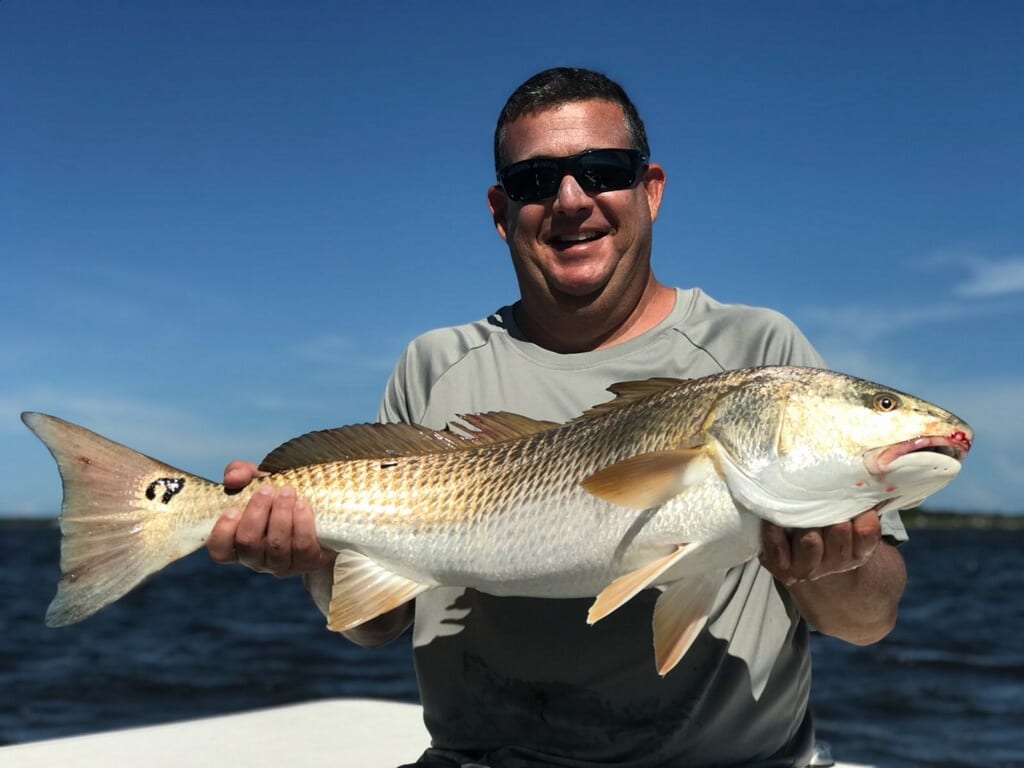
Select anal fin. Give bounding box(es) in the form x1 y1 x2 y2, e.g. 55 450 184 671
588 544 695 624
652 572 724 675
327 550 431 632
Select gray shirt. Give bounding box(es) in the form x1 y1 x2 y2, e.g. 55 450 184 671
379 287 906 768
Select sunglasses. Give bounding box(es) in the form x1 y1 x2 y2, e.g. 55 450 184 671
496 148 648 203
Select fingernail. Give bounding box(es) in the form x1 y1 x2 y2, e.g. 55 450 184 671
223 507 240 520
257 484 274 496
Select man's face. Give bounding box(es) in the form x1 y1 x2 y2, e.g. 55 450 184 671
488 100 665 306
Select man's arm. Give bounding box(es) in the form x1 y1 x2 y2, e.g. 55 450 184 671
759 509 907 645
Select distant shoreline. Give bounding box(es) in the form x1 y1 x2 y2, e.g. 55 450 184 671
898 508 1024 529
2 509 1022 530
0 517 60 529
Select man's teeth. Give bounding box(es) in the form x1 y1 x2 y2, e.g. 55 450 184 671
557 232 601 243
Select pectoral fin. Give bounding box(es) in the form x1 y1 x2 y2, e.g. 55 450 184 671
327 550 431 632
581 449 712 510
652 572 724 675
588 544 696 624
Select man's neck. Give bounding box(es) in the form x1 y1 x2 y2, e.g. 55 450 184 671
515 278 676 354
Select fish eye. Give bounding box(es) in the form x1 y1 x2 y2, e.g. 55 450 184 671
873 393 901 412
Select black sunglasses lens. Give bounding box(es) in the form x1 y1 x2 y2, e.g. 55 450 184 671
501 160 561 202
575 150 639 192
499 149 645 202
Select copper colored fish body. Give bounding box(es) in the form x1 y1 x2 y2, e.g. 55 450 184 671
22 366 972 684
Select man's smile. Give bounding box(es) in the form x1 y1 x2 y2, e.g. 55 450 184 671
547 230 608 249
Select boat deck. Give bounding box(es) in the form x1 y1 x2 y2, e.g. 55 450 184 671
0 699 873 767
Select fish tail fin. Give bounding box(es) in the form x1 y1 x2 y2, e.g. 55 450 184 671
21 412 220 627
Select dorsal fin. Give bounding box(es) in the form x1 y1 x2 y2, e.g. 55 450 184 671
574 378 685 421
260 422 473 472
259 412 559 472
451 412 560 441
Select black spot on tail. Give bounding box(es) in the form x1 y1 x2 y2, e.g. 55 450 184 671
146 477 186 504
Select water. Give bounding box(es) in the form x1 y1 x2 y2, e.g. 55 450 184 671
808 528 1023 767
2 526 1021 766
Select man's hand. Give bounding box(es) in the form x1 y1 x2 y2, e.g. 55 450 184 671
758 508 906 645
206 461 334 577
759 508 881 586
205 461 412 647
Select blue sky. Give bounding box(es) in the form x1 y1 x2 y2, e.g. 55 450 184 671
2 1 1021 517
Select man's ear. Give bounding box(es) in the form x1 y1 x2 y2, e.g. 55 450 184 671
487 185 510 242
642 163 666 223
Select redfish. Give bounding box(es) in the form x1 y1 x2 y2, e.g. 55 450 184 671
22 366 971 679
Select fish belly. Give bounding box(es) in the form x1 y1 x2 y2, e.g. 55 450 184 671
314 475 755 599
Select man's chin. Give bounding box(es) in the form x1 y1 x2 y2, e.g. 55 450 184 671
547 280 607 306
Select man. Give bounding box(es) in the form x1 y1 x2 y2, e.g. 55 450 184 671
207 68 907 767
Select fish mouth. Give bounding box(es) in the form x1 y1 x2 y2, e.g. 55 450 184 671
865 431 972 474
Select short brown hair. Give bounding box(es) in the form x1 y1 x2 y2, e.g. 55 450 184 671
493 67 651 171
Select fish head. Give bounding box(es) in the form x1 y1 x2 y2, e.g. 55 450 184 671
706 367 973 528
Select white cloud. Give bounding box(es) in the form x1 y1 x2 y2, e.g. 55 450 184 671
799 302 984 349
8 388 278 465
953 256 1024 298
292 334 358 364
291 332 406 372
798 251 1023 351
920 250 1024 299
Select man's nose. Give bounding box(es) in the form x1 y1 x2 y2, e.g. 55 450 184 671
551 174 594 215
